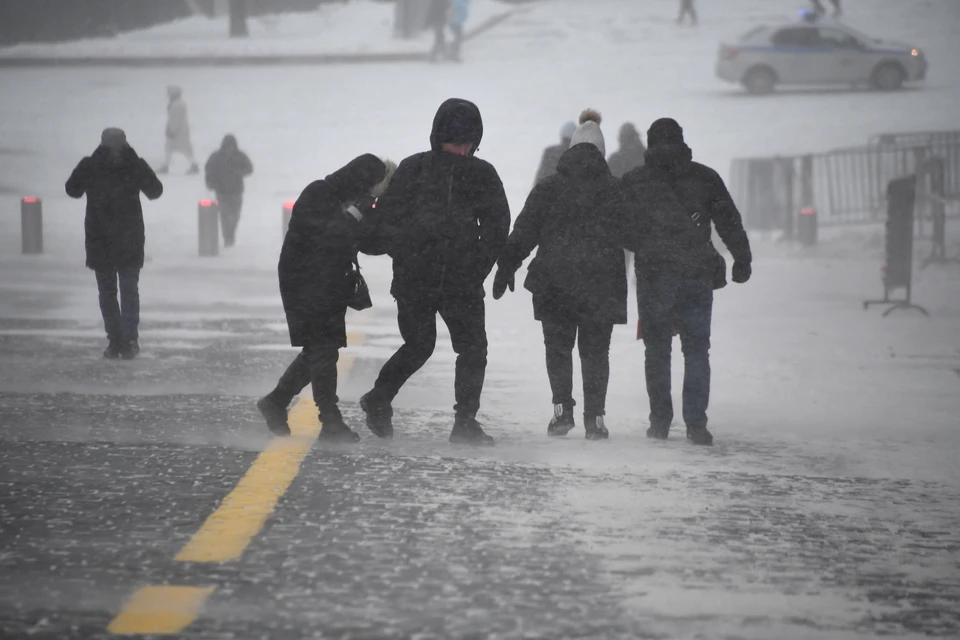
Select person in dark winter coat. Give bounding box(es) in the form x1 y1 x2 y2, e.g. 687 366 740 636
204 134 253 247
494 109 626 440
65 128 163 360
620 118 752 445
533 121 576 187
257 154 395 443
360 98 511 446
607 123 646 179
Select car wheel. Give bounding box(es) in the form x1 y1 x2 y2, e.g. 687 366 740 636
743 67 776 95
872 62 905 91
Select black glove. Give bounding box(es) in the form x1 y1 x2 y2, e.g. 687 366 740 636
732 261 751 284
492 269 515 300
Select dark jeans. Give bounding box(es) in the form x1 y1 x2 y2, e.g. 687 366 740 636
542 320 613 418
270 339 342 424
218 192 242 247
95 267 140 343
637 275 713 429
371 295 487 417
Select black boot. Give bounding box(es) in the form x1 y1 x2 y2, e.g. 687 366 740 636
318 419 361 443
257 394 291 436
120 339 140 360
646 424 670 440
584 415 609 441
546 403 575 437
686 426 714 446
103 340 121 359
360 392 394 439
450 414 494 446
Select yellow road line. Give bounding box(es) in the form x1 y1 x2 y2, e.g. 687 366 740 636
174 333 364 563
107 333 366 635
107 585 215 635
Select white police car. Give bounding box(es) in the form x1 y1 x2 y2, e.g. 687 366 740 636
716 13 928 94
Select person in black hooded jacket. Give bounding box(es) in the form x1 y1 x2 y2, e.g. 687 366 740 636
360 98 510 446
257 154 393 443
65 128 163 360
620 118 752 446
204 134 253 247
607 122 646 179
494 109 626 440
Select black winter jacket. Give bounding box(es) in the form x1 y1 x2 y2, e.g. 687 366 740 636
205 136 253 196
376 100 510 302
620 144 751 280
65 145 163 270
498 144 628 325
278 179 377 348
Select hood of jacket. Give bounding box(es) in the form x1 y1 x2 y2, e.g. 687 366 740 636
325 154 386 204
220 134 238 152
644 143 693 176
557 142 611 181
430 98 483 153
619 123 644 149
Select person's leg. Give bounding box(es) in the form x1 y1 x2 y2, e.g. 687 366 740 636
542 320 577 410
439 295 488 418
95 268 121 347
450 24 463 60
258 349 311 436
305 340 341 424
431 24 446 60
677 278 713 437
637 276 679 435
117 267 140 343
541 319 577 435
219 194 242 246
579 321 614 420
369 298 438 405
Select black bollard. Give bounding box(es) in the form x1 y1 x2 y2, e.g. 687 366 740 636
21 197 43 255
282 201 294 237
797 207 818 247
198 199 219 257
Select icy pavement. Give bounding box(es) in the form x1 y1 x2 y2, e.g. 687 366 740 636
2 0 960 636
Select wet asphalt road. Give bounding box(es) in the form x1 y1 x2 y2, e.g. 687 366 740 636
1 267 960 638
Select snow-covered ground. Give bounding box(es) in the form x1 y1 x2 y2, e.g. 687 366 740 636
1 0 960 637
0 0 511 59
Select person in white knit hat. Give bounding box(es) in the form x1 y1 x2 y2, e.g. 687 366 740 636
493 108 630 441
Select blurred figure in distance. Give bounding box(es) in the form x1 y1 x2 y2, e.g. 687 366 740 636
158 85 199 175
204 134 253 247
534 121 576 187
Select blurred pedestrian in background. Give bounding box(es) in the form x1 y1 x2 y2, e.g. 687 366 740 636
494 110 627 441
428 0 450 62
258 154 394 442
607 123 646 179
448 0 470 62
158 85 199 175
65 128 163 360
204 134 253 247
620 118 752 446
677 0 697 25
533 121 576 186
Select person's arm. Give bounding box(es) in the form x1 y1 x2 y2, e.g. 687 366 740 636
138 158 164 200
496 182 549 276
372 155 421 257
706 167 751 265
475 164 511 282
204 153 217 191
239 152 253 177
65 158 90 199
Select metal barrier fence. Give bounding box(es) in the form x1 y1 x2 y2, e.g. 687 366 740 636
730 132 960 230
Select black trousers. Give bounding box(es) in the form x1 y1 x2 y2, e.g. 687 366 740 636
270 339 342 424
542 320 613 418
371 295 487 417
637 275 713 430
218 192 243 247
678 0 697 24
95 267 140 343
